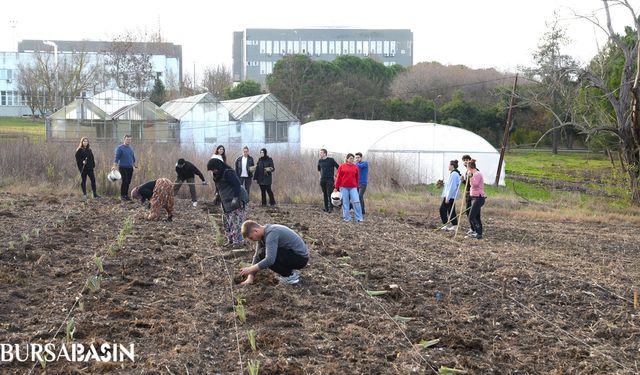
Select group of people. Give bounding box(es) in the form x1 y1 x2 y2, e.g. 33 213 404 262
438 154 486 240
318 149 369 222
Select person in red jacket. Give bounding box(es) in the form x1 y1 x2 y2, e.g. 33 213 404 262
334 153 363 222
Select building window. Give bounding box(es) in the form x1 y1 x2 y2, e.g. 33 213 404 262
287 41 293 54
315 41 322 55
265 121 288 143
1 91 6 106
281 40 286 54
260 61 266 75
260 40 266 54
329 41 335 54
363 41 369 56
300 41 306 54
322 41 328 54
293 41 300 54
384 41 390 56
273 41 280 54
266 40 272 54
336 41 342 55
356 41 362 54
349 41 355 54
390 41 396 56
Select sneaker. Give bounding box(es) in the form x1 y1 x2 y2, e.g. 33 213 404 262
278 270 300 285
465 232 478 239
475 235 483 240
445 225 457 231
192 201 198 207
82 194 88 200
441 224 452 231
466 229 475 235
93 194 101 199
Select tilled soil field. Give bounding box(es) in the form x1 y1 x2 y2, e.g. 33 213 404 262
0 191 638 374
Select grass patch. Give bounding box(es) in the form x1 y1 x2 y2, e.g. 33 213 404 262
0 117 45 141
505 150 612 183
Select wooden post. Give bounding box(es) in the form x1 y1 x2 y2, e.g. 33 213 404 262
634 288 638 310
495 74 518 186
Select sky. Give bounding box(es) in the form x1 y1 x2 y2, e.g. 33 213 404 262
2 0 636 76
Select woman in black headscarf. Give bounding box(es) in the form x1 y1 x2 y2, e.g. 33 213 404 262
253 148 276 206
207 158 248 246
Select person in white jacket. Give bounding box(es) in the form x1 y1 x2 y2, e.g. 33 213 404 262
439 159 461 231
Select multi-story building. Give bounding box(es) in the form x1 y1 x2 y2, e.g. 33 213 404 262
232 28 413 86
0 39 182 117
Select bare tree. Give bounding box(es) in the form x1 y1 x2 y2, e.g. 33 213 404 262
105 31 155 98
201 65 233 99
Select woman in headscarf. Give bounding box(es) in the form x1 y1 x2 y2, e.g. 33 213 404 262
207 158 248 246
131 178 174 221
253 148 276 206
74 137 99 199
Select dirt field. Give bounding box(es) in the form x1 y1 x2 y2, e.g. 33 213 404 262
0 191 638 374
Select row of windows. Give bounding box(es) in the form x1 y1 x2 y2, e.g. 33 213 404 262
0 91 21 106
0 69 14 81
253 40 406 57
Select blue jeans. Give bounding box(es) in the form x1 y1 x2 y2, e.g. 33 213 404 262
339 187 363 221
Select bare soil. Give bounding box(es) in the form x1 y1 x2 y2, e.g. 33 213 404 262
0 191 638 374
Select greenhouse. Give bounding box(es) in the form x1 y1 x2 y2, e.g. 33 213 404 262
300 119 505 185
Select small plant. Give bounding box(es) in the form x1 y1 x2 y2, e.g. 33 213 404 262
94 255 104 273
438 366 467 374
38 356 47 370
246 329 257 351
31 228 40 237
21 233 30 243
366 290 388 297
108 243 120 257
351 270 367 277
65 317 75 343
85 275 102 293
416 338 440 349
235 295 246 323
337 256 351 261
78 301 85 312
392 315 413 323
8 241 15 251
122 217 133 235
46 164 56 180
247 359 260 375
116 232 126 247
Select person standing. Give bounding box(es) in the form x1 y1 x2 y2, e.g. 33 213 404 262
235 146 255 201
460 154 473 218
239 220 309 285
254 148 276 206
467 159 486 240
174 158 207 207
212 144 227 163
439 160 461 231
131 178 174 221
207 158 248 247
75 137 99 199
317 148 339 212
355 152 369 215
112 134 136 201
334 153 363 222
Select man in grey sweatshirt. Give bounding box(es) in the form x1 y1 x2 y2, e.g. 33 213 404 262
239 220 309 285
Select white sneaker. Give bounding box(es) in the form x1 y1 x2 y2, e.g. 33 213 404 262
440 225 450 231
192 201 198 207
446 225 457 231
466 229 475 235
465 232 478 239
279 270 300 285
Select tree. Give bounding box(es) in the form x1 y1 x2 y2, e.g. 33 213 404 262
150 78 166 106
201 65 233 99
106 31 155 98
578 0 640 204
522 16 580 153
224 80 263 100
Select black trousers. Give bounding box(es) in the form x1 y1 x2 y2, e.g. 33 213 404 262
464 193 472 216
259 184 276 206
469 196 486 236
256 247 308 277
439 198 457 225
240 177 252 201
173 177 197 202
119 167 134 198
80 168 97 195
358 184 367 215
320 178 334 211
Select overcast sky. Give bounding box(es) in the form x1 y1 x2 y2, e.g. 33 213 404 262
2 0 636 75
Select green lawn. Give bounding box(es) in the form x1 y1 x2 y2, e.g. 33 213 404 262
505 150 612 183
0 117 45 140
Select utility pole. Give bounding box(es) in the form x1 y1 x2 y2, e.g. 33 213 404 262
495 74 518 186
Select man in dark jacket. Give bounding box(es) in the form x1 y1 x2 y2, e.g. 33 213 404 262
317 148 339 212
173 158 207 207
234 146 255 201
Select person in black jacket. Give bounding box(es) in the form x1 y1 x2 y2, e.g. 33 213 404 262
235 146 255 201
173 158 207 207
74 137 99 199
317 148 339 212
254 148 276 206
207 158 248 247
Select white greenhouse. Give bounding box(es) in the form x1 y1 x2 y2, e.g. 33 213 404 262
300 119 505 185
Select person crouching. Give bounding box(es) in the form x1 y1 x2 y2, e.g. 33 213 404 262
131 178 174 221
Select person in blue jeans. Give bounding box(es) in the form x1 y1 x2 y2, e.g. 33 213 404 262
112 134 136 201
334 153 363 222
355 152 369 215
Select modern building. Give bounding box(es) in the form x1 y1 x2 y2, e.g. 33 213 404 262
232 28 413 86
0 39 182 117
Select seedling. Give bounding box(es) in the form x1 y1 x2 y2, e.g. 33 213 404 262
247 359 260 375
246 329 257 351
31 228 40 237
21 233 30 243
65 317 75 343
94 255 104 273
85 275 102 293
438 366 467 374
337 256 351 261
235 295 246 323
392 315 413 323
78 301 85 312
8 241 15 251
38 356 47 370
417 338 440 349
351 271 367 277
122 217 133 235
108 243 120 257
366 290 388 297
